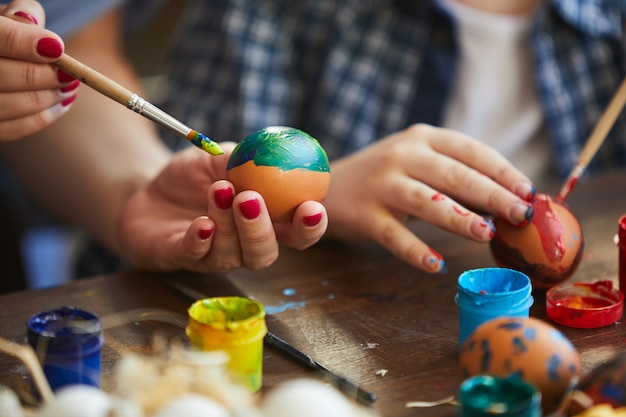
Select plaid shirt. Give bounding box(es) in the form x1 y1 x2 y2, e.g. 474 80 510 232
159 0 626 180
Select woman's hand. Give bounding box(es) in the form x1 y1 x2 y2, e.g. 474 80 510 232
117 143 328 273
0 0 78 142
323 124 535 273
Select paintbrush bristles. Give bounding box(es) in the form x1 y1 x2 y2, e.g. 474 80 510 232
55 54 133 106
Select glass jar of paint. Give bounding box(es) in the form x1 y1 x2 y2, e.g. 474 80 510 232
26 306 104 392
458 375 542 417
456 267 534 346
186 296 267 392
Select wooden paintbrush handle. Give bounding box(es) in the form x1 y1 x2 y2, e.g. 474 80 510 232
577 76 626 167
55 53 134 106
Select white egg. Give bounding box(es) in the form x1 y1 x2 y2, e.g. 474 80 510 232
262 379 356 417
151 394 229 417
36 385 112 417
0 386 24 417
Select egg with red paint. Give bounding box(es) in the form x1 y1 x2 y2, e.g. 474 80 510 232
226 126 330 223
459 316 582 414
489 193 584 289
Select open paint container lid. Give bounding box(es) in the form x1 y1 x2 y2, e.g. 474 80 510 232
546 281 624 328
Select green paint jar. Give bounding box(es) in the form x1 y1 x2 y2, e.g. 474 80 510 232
459 375 542 417
186 297 267 392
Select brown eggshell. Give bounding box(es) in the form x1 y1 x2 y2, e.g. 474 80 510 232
459 316 582 414
490 193 584 289
227 162 330 223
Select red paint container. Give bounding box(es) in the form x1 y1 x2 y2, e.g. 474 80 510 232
619 215 626 291
546 281 623 328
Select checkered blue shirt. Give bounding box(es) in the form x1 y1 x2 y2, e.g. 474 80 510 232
158 0 626 179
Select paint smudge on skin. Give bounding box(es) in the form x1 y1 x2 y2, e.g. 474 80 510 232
264 301 307 315
363 342 380 350
452 205 470 216
426 249 446 273
375 369 389 377
327 294 335 300
283 288 296 296
480 219 496 239
432 193 445 202
431 192 469 216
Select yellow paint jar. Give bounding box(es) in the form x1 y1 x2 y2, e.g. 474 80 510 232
186 297 267 391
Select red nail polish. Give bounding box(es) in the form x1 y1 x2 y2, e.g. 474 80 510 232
214 188 233 209
61 95 76 107
57 70 76 83
60 80 80 93
304 213 322 227
239 199 261 219
37 38 63 58
14 11 38 25
198 228 214 240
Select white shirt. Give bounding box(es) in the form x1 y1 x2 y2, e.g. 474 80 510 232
438 0 554 183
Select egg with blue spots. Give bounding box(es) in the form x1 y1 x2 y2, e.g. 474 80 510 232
459 316 581 414
227 126 330 223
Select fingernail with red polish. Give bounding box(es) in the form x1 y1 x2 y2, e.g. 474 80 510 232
14 11 38 25
515 181 537 201
37 38 63 58
60 80 80 93
239 199 260 219
214 188 233 209
304 213 322 227
471 217 495 240
423 249 446 274
61 94 76 107
57 70 76 83
198 228 214 240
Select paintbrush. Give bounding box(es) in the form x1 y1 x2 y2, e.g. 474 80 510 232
556 76 626 201
168 281 377 405
55 53 224 156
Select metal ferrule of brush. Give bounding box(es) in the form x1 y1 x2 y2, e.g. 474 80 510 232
127 94 191 137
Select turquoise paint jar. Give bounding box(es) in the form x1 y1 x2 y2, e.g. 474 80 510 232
455 267 533 346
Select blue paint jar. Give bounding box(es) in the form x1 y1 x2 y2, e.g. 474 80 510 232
455 267 533 346
27 306 104 392
459 375 542 417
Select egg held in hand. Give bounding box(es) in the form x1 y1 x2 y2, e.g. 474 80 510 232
490 193 584 289
459 316 582 414
226 126 331 223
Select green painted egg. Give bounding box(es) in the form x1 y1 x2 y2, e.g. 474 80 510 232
226 126 330 222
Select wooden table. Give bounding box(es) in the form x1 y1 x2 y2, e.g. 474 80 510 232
1 170 625 416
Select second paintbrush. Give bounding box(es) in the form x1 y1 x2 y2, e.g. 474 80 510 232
55 53 224 156
168 281 377 405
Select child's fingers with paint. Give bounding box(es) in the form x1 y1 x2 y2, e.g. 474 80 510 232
0 0 78 143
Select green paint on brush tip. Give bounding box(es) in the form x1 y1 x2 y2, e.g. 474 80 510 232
188 131 224 155
227 126 330 172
